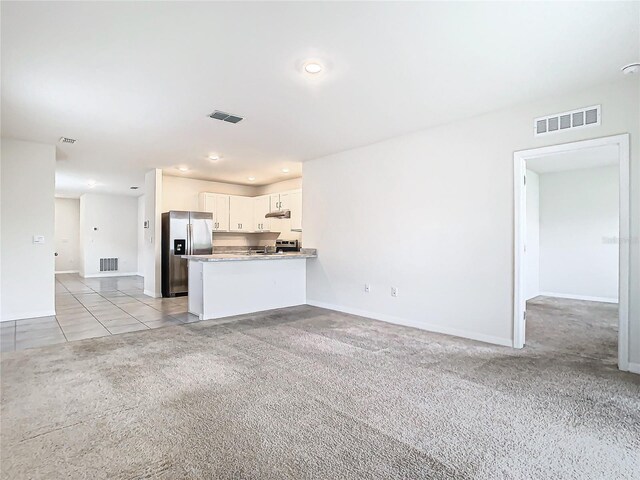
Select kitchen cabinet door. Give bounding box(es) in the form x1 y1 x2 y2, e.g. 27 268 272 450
253 195 271 232
229 196 254 232
270 193 281 212
279 192 290 211
290 190 302 231
214 194 230 231
198 193 215 214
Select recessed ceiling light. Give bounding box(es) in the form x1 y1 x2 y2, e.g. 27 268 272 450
304 62 323 74
621 62 640 75
87 180 97 188
281 168 290 173
248 176 256 181
208 154 220 161
177 166 189 172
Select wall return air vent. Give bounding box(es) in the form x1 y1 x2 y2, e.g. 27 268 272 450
208 110 244 124
100 258 119 272
534 105 600 137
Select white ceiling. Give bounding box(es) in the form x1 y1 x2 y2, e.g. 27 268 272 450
1 2 638 196
527 145 619 174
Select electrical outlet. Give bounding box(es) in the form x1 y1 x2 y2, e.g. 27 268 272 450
391 287 399 297
364 284 371 293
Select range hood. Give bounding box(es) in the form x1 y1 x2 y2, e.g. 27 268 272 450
265 210 291 219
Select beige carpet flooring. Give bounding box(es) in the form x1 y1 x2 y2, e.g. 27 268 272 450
1 300 639 479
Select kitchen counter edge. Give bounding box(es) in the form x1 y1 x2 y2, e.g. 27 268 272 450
183 249 317 262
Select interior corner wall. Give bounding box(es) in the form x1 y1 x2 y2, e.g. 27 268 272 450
1 138 56 321
539 165 619 302
137 195 145 275
303 78 639 358
144 169 162 297
54 198 80 273
79 193 139 277
525 170 540 300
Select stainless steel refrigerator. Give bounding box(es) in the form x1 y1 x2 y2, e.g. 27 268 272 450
161 211 213 297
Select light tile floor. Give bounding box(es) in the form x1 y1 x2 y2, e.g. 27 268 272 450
1 274 199 352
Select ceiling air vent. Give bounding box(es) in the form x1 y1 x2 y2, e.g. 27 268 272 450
59 137 77 144
534 105 600 137
208 110 244 124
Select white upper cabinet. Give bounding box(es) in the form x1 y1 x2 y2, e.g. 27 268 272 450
253 195 271 232
198 193 230 231
199 188 301 234
214 195 230 231
269 193 281 212
270 192 291 212
290 190 302 231
200 192 215 213
229 195 253 232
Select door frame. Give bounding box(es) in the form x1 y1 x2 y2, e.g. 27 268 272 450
513 134 630 371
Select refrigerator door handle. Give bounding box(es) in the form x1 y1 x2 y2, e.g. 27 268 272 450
189 223 194 254
186 223 191 255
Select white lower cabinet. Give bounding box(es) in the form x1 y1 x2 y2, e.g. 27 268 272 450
229 195 253 232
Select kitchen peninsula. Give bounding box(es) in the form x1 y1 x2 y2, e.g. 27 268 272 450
184 250 317 320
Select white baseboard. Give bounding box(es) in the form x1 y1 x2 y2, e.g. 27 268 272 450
627 362 640 375
81 272 139 279
1 309 57 322
143 289 162 298
55 270 79 274
306 300 513 348
538 292 618 304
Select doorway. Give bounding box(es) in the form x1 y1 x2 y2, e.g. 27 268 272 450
54 197 81 274
513 134 630 371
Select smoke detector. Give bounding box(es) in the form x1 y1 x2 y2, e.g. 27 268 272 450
621 63 640 75
59 137 77 144
208 110 243 124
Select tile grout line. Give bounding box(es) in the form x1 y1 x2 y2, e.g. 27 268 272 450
54 279 70 342
93 289 148 329
70 277 151 332
57 274 190 334
68 291 114 336
115 288 189 321
63 275 141 334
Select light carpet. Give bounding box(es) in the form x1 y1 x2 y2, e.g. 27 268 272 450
1 302 639 479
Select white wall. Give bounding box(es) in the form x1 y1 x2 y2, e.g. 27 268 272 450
539 165 619 302
303 78 639 361
144 169 162 297
162 175 256 212
255 177 302 195
79 193 139 277
137 195 145 275
1 138 56 321
525 170 540 300
54 198 80 273
162 174 303 243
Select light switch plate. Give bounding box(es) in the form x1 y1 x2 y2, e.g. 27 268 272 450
33 235 45 244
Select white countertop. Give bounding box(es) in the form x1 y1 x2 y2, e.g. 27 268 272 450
183 250 317 262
